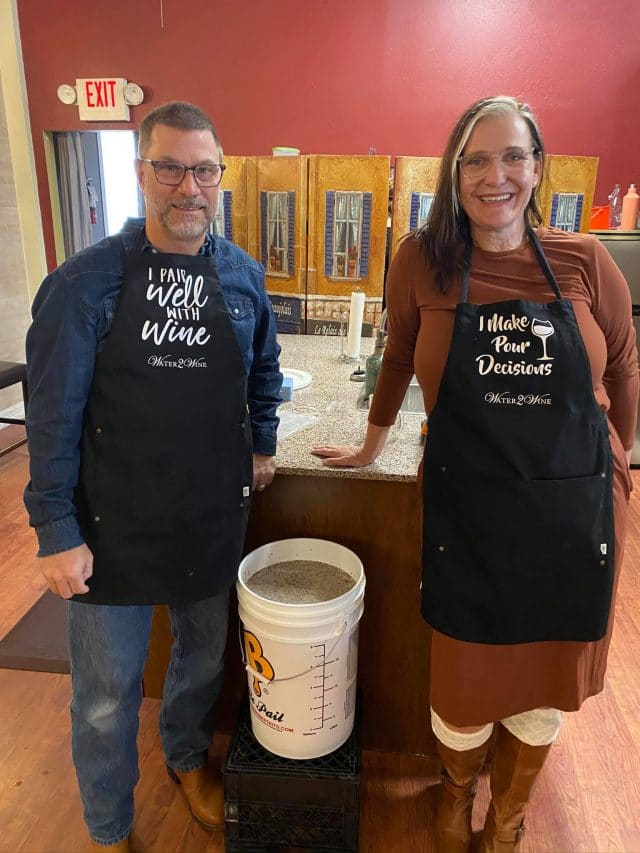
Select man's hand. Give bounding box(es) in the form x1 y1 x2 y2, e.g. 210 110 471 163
253 454 276 493
40 544 94 599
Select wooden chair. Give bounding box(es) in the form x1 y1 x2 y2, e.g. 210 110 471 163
0 361 28 457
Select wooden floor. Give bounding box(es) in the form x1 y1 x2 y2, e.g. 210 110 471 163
1 434 639 853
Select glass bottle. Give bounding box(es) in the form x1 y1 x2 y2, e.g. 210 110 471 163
608 184 621 229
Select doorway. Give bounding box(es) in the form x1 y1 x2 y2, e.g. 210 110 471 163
48 130 142 261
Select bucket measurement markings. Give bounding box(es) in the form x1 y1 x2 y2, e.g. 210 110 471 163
306 642 340 733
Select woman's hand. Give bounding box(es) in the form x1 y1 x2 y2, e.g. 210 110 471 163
311 423 392 468
311 444 373 468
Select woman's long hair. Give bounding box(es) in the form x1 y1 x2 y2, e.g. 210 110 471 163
416 96 546 292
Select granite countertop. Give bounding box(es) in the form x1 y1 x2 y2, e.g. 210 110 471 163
274 335 423 482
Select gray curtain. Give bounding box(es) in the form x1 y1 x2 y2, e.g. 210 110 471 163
54 132 92 257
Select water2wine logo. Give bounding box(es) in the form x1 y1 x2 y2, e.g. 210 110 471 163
147 355 208 368
484 391 552 406
475 313 555 377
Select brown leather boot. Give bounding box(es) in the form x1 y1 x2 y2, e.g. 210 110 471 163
167 763 224 830
434 739 491 853
88 838 131 852
478 724 553 853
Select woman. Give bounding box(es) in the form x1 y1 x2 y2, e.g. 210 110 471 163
312 96 638 853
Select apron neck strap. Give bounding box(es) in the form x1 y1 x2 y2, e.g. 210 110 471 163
461 242 473 303
133 226 149 255
460 227 562 303
526 227 562 299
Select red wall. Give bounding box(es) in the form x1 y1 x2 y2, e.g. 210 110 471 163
17 0 640 270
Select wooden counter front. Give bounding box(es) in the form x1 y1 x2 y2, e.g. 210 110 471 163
143 470 435 756
143 335 435 756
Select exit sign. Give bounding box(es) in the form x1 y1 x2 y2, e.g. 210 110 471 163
76 78 129 121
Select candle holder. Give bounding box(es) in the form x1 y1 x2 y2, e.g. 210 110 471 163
349 363 365 382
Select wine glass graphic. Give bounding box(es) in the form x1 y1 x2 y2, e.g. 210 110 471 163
531 318 554 361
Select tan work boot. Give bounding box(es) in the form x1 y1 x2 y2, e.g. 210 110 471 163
434 739 491 853
167 763 224 830
89 838 131 852
478 724 553 853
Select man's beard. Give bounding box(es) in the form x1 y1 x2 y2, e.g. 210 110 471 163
154 199 213 241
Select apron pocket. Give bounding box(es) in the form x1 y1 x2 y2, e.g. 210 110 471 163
422 470 614 644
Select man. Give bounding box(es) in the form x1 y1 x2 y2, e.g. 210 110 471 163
24 102 282 852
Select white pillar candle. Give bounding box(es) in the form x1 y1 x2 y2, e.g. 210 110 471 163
345 291 365 359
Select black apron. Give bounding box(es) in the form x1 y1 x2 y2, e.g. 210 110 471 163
75 234 253 605
421 232 614 644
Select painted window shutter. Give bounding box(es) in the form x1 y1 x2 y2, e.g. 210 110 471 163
573 194 584 231
260 192 268 267
288 191 295 277
409 192 420 230
223 190 233 242
324 191 335 277
360 192 372 277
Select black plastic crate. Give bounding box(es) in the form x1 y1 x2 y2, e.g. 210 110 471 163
223 693 361 852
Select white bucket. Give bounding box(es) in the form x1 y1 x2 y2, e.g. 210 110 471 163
237 537 365 759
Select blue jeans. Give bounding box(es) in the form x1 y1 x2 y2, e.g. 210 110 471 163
68 590 230 846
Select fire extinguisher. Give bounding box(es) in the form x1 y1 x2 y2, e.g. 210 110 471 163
87 178 99 225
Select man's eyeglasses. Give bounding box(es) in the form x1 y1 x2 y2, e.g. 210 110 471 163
457 147 538 179
139 159 226 187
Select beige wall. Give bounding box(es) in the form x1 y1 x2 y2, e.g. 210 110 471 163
0 78 31 412
0 0 47 414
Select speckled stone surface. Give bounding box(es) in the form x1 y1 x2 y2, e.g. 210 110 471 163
275 335 422 482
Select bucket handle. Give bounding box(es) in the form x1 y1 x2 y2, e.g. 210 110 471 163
239 620 348 686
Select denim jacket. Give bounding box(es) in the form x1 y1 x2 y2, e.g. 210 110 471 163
24 219 282 557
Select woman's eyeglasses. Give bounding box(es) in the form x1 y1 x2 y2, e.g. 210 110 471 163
457 147 537 179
